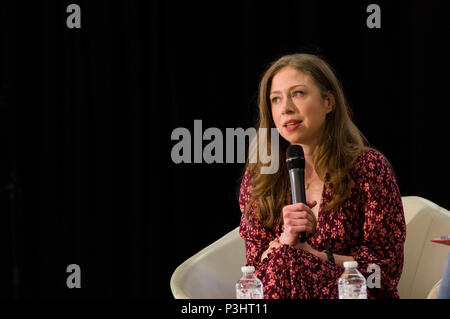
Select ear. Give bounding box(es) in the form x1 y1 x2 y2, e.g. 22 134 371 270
324 92 335 114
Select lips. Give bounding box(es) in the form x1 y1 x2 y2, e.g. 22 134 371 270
283 119 302 127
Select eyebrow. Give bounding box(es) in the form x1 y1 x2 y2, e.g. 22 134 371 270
270 84 307 95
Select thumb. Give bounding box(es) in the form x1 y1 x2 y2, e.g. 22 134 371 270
307 200 318 208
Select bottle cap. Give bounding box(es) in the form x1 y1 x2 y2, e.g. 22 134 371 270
343 261 358 268
241 266 255 273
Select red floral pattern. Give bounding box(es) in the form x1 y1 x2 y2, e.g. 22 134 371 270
239 150 406 299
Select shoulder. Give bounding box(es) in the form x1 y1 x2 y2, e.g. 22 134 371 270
354 149 389 171
239 167 255 214
352 148 397 186
239 167 255 195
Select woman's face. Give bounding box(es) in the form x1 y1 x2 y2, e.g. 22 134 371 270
270 66 334 146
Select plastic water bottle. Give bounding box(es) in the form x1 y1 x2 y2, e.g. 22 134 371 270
236 266 263 299
338 261 367 299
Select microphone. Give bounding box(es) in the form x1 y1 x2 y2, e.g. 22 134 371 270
286 145 307 243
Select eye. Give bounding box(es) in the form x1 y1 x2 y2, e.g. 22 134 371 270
271 97 281 104
292 90 304 97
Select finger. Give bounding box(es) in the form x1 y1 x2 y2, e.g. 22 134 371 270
290 224 314 234
285 210 311 221
286 218 308 227
307 200 318 208
286 203 315 219
287 218 315 231
288 220 315 234
269 238 280 246
272 242 281 249
288 201 317 211
269 242 281 251
298 206 317 223
283 204 315 222
304 210 316 224
293 202 310 211
283 202 308 213
287 225 307 234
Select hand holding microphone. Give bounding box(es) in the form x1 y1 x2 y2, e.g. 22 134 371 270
279 201 318 246
279 145 318 247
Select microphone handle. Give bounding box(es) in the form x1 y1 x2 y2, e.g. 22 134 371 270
288 168 307 243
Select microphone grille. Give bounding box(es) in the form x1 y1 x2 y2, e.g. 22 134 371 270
286 145 305 170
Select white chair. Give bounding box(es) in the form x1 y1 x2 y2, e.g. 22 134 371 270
170 227 245 299
398 196 450 298
170 196 450 299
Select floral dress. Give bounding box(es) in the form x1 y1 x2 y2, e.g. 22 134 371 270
239 150 406 299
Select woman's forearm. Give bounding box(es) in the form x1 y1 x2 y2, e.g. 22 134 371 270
301 244 355 267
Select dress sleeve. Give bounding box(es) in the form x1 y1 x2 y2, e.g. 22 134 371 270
238 169 275 269
351 151 406 296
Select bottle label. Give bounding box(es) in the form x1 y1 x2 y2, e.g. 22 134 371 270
340 284 367 299
236 288 263 299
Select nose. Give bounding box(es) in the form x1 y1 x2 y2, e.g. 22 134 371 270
281 95 295 114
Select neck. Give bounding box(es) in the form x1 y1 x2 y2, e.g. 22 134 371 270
295 140 319 179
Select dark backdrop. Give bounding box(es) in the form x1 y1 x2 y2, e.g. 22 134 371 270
0 0 449 300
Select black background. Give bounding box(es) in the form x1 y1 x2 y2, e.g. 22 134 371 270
1 0 449 301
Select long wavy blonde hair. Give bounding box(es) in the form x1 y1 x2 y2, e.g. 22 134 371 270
241 53 377 229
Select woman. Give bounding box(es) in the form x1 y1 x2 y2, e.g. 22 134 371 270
238 53 406 299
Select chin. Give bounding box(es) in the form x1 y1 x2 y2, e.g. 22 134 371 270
282 137 302 146
280 134 304 145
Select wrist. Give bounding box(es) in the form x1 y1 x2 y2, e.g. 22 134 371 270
294 240 311 253
279 232 299 246
323 250 335 263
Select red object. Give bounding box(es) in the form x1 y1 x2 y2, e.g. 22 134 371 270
284 122 302 131
430 236 450 246
283 119 302 126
